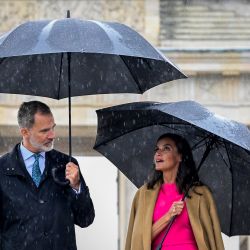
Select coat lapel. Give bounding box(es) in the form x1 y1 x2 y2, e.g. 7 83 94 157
40 150 70 185
40 150 63 185
3 145 58 188
186 188 208 250
39 151 53 184
2 144 41 192
3 144 29 179
143 183 161 250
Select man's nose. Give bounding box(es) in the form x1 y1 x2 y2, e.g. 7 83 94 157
48 129 55 139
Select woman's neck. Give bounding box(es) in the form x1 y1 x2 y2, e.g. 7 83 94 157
162 169 178 184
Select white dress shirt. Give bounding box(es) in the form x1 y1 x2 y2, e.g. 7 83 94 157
19 143 81 193
20 143 45 176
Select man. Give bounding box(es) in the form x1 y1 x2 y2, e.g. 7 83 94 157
0 101 95 250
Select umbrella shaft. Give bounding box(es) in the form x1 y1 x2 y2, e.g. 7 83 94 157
67 52 72 160
156 216 176 250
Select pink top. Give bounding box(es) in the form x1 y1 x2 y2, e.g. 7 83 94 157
152 183 198 250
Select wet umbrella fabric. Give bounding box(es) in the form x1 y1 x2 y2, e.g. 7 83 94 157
0 17 186 185
94 100 250 236
0 18 185 98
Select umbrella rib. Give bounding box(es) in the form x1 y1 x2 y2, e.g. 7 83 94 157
161 123 206 141
95 125 155 147
224 140 234 236
227 143 250 164
120 55 143 93
244 148 250 156
196 136 217 172
161 123 225 143
214 141 231 170
57 53 64 100
96 122 194 147
191 134 211 150
219 142 250 165
234 150 250 164
96 122 206 148
0 57 6 65
161 123 195 132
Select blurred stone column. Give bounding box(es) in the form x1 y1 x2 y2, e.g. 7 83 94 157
144 0 160 46
118 172 137 250
240 236 250 250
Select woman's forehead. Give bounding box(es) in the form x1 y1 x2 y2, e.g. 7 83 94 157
157 137 175 146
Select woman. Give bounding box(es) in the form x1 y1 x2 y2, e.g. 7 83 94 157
125 133 224 250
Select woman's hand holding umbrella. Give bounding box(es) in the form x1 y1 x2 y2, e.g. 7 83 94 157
169 201 184 217
152 200 184 240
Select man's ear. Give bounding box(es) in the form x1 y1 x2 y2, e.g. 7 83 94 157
20 127 29 137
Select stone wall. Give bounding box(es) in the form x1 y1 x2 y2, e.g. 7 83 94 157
160 0 250 49
0 0 145 36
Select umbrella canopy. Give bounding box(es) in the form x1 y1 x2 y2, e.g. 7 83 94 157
0 17 186 98
0 14 186 185
94 100 250 236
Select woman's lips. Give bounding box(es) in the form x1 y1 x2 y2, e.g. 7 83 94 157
155 159 164 163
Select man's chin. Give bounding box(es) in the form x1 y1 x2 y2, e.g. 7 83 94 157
29 139 54 152
42 144 54 152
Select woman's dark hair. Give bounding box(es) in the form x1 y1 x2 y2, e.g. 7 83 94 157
147 133 202 194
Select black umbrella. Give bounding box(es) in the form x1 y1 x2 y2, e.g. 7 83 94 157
0 11 186 184
94 100 250 236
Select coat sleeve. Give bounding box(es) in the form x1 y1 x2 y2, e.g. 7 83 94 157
124 189 140 250
69 174 95 227
68 157 95 228
205 187 225 250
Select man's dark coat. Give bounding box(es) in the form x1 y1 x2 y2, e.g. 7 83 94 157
0 144 95 250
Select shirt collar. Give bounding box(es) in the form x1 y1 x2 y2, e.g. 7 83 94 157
20 142 45 161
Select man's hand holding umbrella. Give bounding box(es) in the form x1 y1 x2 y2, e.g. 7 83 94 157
66 162 81 191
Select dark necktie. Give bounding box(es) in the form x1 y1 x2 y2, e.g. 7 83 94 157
32 153 41 187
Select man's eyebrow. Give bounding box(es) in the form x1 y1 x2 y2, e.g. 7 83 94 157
39 124 56 132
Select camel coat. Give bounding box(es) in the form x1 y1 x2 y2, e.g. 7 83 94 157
125 183 224 250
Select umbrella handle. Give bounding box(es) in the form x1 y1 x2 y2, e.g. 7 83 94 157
51 167 70 186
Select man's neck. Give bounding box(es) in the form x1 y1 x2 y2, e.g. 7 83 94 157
21 141 42 154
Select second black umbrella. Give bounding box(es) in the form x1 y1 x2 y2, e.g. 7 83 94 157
94 100 250 236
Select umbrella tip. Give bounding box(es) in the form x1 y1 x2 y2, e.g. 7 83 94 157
66 10 70 18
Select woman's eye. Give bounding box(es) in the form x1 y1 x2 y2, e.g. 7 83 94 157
154 148 159 152
154 146 172 153
163 146 171 152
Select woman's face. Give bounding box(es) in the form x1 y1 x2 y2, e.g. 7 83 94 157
154 137 182 172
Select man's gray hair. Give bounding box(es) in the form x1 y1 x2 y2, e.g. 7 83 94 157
17 101 52 129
